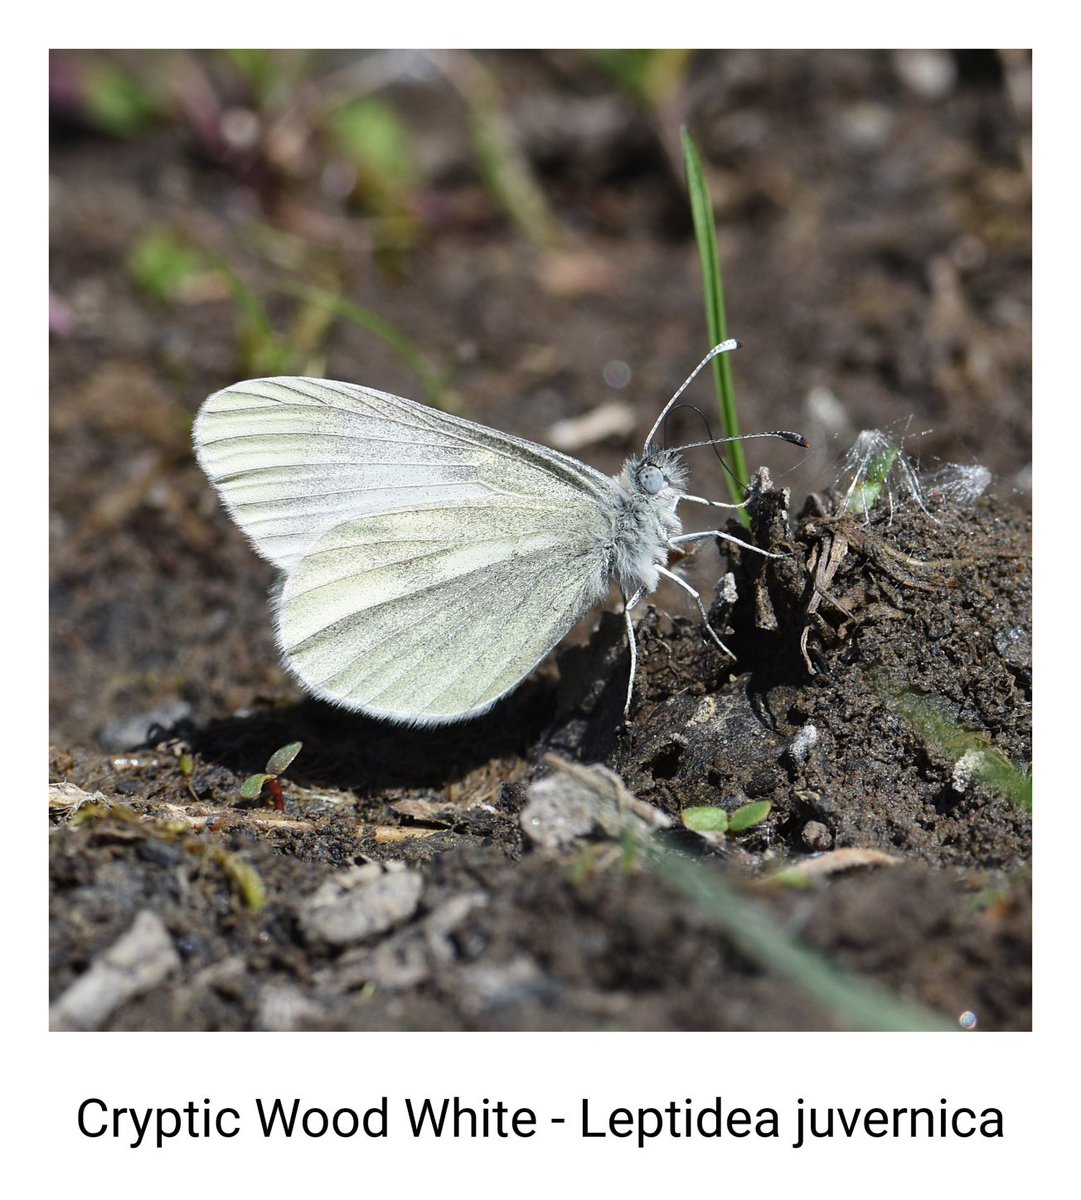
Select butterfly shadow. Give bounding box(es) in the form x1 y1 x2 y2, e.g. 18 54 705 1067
186 614 632 795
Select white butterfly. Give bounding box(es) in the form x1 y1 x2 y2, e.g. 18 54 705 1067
193 340 803 726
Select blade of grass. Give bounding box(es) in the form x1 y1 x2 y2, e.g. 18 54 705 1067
880 683 1032 814
428 50 562 251
682 127 749 519
211 258 299 376
277 281 448 408
650 846 956 1031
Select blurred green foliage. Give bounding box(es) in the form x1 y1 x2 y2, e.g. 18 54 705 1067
127 231 207 303
324 97 423 260
224 48 313 107
81 60 160 137
651 833 952 1031
591 49 693 105
327 98 420 199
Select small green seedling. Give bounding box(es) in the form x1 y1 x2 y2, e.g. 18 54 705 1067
212 847 267 913
682 800 772 841
837 430 928 520
240 741 303 813
847 444 899 515
178 751 198 802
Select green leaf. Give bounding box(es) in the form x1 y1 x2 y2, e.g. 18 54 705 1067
265 741 303 776
682 806 730 833
728 800 772 833
239 773 271 800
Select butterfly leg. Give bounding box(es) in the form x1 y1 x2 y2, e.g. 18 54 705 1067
679 492 750 510
670 529 787 560
655 564 736 658
622 586 647 720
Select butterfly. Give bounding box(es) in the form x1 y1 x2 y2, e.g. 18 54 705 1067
194 340 804 726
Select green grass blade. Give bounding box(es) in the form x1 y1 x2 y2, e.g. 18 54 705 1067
651 847 956 1031
277 282 448 408
682 127 749 516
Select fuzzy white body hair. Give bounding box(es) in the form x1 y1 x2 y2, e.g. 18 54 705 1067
608 448 688 596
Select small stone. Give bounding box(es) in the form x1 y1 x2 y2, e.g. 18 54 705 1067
802 821 832 851
97 702 192 752
298 864 423 948
521 756 671 850
786 725 820 764
50 910 180 1030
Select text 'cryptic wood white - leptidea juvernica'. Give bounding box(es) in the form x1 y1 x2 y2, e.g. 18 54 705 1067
193 340 805 726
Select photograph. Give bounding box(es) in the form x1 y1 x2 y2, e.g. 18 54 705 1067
49 48 1031 1034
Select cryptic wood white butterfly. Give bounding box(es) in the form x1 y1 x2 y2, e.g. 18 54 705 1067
193 339 804 726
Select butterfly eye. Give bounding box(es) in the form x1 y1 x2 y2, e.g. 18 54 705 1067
638 464 666 495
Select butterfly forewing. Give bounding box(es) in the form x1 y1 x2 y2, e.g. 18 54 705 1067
194 378 614 572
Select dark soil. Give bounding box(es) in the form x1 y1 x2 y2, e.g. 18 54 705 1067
49 49 1031 1031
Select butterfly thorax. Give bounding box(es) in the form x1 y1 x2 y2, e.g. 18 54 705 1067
609 448 687 595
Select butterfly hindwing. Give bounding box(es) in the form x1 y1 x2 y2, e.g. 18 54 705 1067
277 498 613 723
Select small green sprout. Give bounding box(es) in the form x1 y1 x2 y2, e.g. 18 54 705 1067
212 848 267 913
837 430 928 520
682 800 772 839
240 741 303 813
847 445 899 515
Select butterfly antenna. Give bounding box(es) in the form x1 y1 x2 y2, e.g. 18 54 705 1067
643 339 742 450
673 429 809 453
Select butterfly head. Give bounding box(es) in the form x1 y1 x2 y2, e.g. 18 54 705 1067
627 446 689 498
